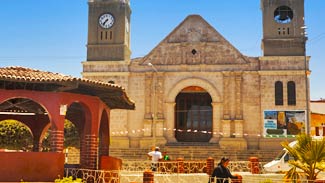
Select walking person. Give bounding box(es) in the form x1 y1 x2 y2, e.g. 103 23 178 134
147 146 163 171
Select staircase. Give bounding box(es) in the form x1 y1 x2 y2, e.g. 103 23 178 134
109 145 279 162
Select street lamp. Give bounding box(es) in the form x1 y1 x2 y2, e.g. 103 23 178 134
301 25 310 135
148 62 158 146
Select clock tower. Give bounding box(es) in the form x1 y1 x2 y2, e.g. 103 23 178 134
87 0 131 62
261 0 306 56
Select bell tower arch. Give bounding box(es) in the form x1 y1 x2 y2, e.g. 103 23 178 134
87 0 131 62
261 0 306 56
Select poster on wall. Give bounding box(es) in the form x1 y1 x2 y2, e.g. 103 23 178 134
264 110 306 137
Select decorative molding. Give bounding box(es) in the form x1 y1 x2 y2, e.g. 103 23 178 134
82 72 130 76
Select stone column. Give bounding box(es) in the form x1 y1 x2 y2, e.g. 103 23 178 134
143 119 152 137
235 72 243 119
156 119 164 137
164 102 177 143
221 120 231 137
144 73 153 119
156 74 164 119
223 72 231 119
210 102 222 143
234 120 244 138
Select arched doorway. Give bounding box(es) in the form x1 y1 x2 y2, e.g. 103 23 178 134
175 86 212 142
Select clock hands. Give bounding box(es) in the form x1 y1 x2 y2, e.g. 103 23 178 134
103 18 109 26
99 13 114 28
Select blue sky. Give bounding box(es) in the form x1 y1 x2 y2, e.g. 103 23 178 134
0 0 324 100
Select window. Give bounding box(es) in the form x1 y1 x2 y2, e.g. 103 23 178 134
287 81 296 105
191 49 197 55
99 31 113 41
274 6 293 24
275 81 283 105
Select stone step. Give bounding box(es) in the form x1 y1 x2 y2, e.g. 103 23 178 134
109 147 279 162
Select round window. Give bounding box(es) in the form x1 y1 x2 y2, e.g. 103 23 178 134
274 6 293 24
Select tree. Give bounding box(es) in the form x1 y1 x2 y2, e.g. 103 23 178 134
41 119 80 151
64 120 80 148
0 119 79 151
0 120 33 150
281 133 325 182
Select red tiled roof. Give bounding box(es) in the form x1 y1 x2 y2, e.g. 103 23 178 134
311 99 325 103
0 66 135 109
0 66 116 87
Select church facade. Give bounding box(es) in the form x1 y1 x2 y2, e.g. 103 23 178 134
82 0 310 150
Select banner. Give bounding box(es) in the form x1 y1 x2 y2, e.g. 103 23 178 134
264 110 305 137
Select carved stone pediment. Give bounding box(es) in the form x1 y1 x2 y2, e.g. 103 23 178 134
140 15 249 66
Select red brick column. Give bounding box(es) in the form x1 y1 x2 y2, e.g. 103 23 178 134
206 157 214 175
99 145 109 157
143 170 154 183
177 158 184 173
248 157 259 174
80 138 86 168
83 134 98 169
33 139 41 152
50 130 64 152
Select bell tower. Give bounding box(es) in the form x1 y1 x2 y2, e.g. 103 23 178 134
261 0 306 56
87 0 131 62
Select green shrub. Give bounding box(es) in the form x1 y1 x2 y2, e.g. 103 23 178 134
260 179 273 183
55 176 83 183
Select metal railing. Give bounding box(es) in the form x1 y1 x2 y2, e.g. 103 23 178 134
65 167 317 183
65 168 120 183
121 160 261 173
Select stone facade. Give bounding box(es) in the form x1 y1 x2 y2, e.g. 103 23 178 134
82 0 310 150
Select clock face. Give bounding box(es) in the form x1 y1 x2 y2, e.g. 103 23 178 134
99 13 114 29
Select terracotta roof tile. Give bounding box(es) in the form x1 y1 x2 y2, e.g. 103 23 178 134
0 66 135 109
0 66 120 87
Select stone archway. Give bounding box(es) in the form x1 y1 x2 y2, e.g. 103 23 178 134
165 78 222 143
175 86 213 142
166 78 221 103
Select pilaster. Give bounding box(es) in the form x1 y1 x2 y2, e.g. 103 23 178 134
143 119 152 137
156 73 165 119
164 102 177 143
235 72 243 119
223 73 231 119
144 73 153 119
234 120 244 138
221 120 231 138
209 102 222 143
